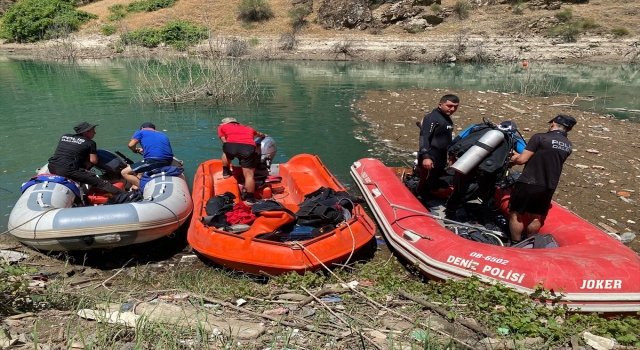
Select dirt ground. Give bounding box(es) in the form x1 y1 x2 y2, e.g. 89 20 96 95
352 88 640 254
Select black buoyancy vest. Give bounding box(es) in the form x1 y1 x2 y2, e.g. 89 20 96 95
448 126 514 174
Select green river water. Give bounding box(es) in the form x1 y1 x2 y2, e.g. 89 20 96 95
1 58 639 231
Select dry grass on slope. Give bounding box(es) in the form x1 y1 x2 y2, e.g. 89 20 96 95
77 0 640 39
79 0 316 36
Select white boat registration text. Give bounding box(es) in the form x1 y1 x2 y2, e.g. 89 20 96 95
447 255 525 284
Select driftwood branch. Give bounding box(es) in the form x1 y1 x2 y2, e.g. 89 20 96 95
398 289 495 338
502 103 525 114
298 287 350 307
292 242 476 349
190 294 339 338
301 287 383 350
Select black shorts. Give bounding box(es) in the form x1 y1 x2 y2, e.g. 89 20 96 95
131 158 172 173
508 183 555 216
223 143 257 168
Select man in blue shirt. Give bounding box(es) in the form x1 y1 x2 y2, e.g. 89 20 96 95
121 122 174 189
445 120 526 220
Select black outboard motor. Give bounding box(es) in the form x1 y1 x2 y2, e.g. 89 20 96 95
94 150 127 180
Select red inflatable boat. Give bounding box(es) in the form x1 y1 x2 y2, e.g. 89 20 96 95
351 158 640 313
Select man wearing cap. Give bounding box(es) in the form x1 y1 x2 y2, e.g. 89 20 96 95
508 114 577 243
48 122 124 194
121 122 175 189
217 118 267 204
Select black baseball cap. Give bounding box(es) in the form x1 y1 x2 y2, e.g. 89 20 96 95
74 122 98 134
549 114 577 129
140 122 156 129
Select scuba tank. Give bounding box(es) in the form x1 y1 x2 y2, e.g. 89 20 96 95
451 129 505 175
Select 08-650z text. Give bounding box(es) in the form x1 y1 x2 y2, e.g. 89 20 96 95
469 252 509 265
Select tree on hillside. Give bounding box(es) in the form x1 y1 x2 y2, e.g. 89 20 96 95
0 0 96 43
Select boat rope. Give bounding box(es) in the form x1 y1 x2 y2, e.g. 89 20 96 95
364 178 433 240
344 220 356 266
387 203 506 238
272 190 290 201
292 239 475 349
291 216 357 269
363 175 506 239
0 208 57 237
340 203 357 267
199 163 206 217
149 201 182 230
482 232 504 247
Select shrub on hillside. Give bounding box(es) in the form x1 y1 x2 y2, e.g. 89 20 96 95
288 5 311 33
120 20 207 50
121 28 162 47
511 0 526 15
0 0 96 42
101 24 117 36
611 27 629 37
126 0 175 13
453 0 471 20
555 8 572 22
548 21 581 42
579 17 598 29
108 4 127 20
237 0 274 22
160 20 208 50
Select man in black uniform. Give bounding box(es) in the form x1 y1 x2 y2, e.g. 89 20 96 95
48 122 124 194
415 94 459 199
508 114 576 242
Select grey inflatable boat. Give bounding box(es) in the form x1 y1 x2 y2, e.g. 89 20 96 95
8 150 192 251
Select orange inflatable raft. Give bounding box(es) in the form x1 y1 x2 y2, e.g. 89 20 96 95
187 154 377 275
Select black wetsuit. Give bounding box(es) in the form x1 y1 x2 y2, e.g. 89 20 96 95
48 134 123 195
416 108 454 197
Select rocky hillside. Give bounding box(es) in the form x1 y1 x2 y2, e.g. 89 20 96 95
75 0 639 62
1 0 639 62
73 0 639 37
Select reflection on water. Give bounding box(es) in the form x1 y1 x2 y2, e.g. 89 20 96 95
0 58 638 230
